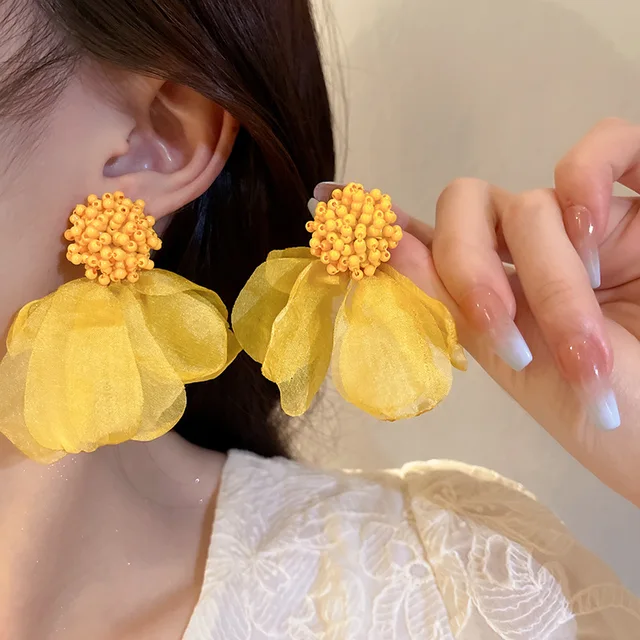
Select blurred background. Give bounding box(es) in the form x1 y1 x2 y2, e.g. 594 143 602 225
304 0 640 593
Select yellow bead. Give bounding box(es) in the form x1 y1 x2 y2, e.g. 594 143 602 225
320 252 331 265
310 247 322 257
388 240 398 250
383 225 394 238
87 194 99 205
381 250 391 262
145 215 156 226
123 222 136 235
384 211 397 224
327 232 338 243
127 272 140 284
87 256 99 268
329 250 341 262
310 238 321 249
145 259 154 271
99 260 112 274
325 219 337 232
343 214 357 228
366 238 378 250
337 205 348 218
115 261 126 271
364 264 376 277
351 268 364 281
100 247 113 261
351 201 363 214
370 188 382 201
85 226 100 240
369 249 381 265
348 255 360 269
132 230 145 244
331 188 343 200
327 199 339 211
354 239 366 255
316 224 327 238
98 274 111 286
321 240 332 252
64 230 76 242
333 239 345 253
88 239 103 254
112 248 126 262
352 190 365 204
359 212 373 226
113 268 127 281
379 239 389 251
125 241 138 253
84 207 98 220
102 196 114 210
306 221 316 233
326 265 339 276
354 224 367 240
70 253 82 266
113 191 124 202
342 244 353 256
85 268 98 280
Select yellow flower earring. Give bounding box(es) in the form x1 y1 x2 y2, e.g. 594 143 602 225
0 192 240 463
233 182 466 421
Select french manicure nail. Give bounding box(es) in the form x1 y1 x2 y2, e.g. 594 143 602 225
556 334 620 431
565 206 601 289
307 197 319 216
460 287 533 371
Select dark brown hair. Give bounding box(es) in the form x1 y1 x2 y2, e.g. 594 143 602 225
1 0 335 457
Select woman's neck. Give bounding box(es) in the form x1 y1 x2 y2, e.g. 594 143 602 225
0 433 226 639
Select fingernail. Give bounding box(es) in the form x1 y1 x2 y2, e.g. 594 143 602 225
565 206 601 289
556 334 620 431
314 181 342 200
307 197 319 216
460 287 533 371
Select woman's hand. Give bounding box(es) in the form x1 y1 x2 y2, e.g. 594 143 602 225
390 118 640 506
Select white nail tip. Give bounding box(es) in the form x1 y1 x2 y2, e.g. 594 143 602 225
585 253 601 290
494 329 533 372
307 198 319 216
588 389 621 431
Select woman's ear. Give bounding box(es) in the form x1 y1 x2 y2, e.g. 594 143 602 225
103 81 239 218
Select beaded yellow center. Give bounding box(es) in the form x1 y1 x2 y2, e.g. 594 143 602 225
307 183 403 281
64 192 162 287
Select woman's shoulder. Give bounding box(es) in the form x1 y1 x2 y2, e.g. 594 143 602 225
183 451 640 639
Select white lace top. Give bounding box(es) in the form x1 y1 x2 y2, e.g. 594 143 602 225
183 451 640 639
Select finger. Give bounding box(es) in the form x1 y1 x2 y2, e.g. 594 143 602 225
432 178 533 372
555 119 640 286
502 189 619 431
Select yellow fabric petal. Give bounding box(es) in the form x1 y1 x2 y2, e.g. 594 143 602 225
332 266 461 421
23 279 145 453
381 265 467 371
0 270 239 463
136 270 240 384
262 261 346 416
232 249 314 363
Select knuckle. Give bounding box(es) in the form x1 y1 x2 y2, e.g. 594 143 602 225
506 189 552 223
437 177 487 205
533 277 574 311
594 116 630 132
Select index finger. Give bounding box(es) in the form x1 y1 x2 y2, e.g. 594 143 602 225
555 118 640 236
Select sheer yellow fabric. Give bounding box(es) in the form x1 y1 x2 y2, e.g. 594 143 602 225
233 252 465 421
0 270 239 463
333 265 465 420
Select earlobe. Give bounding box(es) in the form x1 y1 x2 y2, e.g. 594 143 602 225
103 82 239 219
